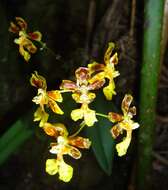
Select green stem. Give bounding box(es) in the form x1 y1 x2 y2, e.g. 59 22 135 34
96 112 108 119
38 41 61 60
137 1 164 189
70 121 86 138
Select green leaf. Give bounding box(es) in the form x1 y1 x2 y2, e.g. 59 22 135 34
0 110 34 165
85 92 117 175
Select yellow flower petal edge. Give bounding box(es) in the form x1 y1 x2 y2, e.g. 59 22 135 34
59 160 73 182
116 135 131 157
103 81 116 101
46 159 73 182
46 159 58 175
71 108 84 121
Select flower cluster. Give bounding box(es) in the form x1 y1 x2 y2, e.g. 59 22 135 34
9 18 139 182
9 17 42 61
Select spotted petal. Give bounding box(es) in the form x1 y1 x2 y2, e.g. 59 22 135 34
15 17 27 31
110 52 118 65
43 122 68 137
30 71 47 89
68 136 91 149
48 99 64 115
47 90 63 102
67 145 81 159
104 42 115 65
88 62 105 74
110 124 122 139
121 94 133 115
60 80 76 91
108 112 123 123
75 67 90 84
9 17 27 34
9 21 20 34
28 31 42 41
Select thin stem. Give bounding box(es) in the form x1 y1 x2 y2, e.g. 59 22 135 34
38 41 61 60
69 121 86 138
96 112 108 119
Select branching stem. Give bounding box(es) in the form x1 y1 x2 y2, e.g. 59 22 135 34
69 121 86 138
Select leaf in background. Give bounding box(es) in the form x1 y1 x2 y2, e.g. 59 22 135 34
85 92 117 175
0 110 34 165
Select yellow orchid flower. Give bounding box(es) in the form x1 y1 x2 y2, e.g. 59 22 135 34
9 17 42 61
60 67 104 126
44 123 91 182
30 71 64 127
108 94 139 156
88 42 120 100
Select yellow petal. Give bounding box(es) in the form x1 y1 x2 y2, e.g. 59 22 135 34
71 108 84 121
67 145 81 159
48 99 64 115
43 122 68 137
83 107 97 127
72 93 81 103
104 42 115 65
89 72 105 84
116 131 132 156
33 107 49 127
15 36 37 62
59 160 73 182
47 90 63 102
46 159 58 175
103 81 116 100
32 89 48 105
88 62 105 74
